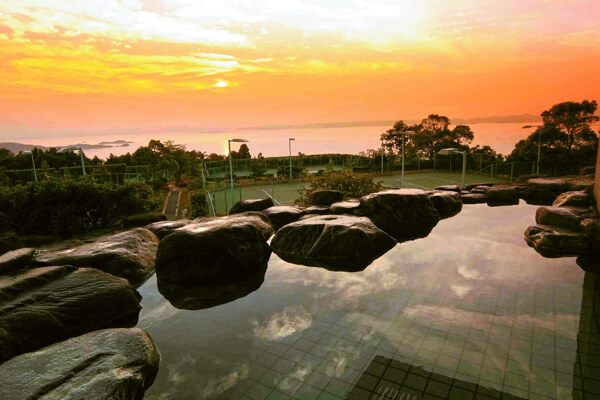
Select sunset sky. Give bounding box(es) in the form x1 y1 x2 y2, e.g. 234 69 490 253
0 0 599 143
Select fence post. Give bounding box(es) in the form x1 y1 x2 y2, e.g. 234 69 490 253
239 186 242 202
532 161 535 174
224 190 228 215
490 164 493 179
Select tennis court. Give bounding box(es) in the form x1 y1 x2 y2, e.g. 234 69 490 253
206 170 507 215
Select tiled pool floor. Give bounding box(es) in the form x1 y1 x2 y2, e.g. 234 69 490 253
138 203 600 400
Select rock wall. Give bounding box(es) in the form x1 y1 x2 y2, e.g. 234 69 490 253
595 144 600 211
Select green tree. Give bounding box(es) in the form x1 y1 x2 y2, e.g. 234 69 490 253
541 100 599 152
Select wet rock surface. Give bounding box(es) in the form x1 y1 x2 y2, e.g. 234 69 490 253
307 189 344 206
145 219 192 239
123 212 167 228
330 200 361 215
524 225 592 258
522 178 571 205
460 193 487 204
0 328 160 400
433 184 460 193
552 191 590 208
270 215 396 271
33 228 160 287
0 248 34 275
229 198 274 215
304 206 331 215
0 266 142 363
463 182 494 191
486 186 520 207
262 205 306 230
360 189 440 242
427 191 463 219
536 206 584 232
155 213 272 309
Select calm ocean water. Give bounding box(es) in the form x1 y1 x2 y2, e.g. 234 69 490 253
16 122 538 160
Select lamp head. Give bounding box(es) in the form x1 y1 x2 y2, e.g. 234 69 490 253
438 148 461 155
229 138 248 143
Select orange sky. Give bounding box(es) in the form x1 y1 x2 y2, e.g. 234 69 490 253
0 0 599 140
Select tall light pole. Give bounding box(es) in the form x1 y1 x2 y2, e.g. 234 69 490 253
522 124 544 174
23 150 38 183
58 146 86 176
228 138 248 207
288 138 295 180
401 131 415 188
439 148 467 188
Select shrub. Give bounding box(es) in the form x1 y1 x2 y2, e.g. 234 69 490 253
190 190 209 218
0 179 158 236
296 172 383 205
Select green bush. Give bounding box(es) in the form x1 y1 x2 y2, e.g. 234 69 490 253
0 179 158 236
190 190 209 218
296 172 383 205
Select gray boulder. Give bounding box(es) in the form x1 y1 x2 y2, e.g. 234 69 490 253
330 200 361 215
463 182 494 191
460 193 487 204
524 225 592 258
552 191 590 208
471 185 492 194
486 186 520 207
536 206 583 232
0 266 142 363
428 191 462 219
155 213 272 308
304 206 330 215
433 184 460 193
145 219 192 239
262 206 306 230
0 248 34 275
0 232 24 256
0 328 159 400
359 189 440 242
229 198 274 215
271 215 396 271
122 212 166 228
522 178 569 205
307 189 344 206
34 228 159 287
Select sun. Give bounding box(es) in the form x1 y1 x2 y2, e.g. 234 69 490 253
214 80 229 88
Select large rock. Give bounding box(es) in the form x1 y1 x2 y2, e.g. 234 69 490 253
155 214 272 309
524 225 592 258
471 185 492 194
580 218 600 252
123 212 166 228
271 215 396 271
522 178 569 205
463 182 494 191
262 206 306 230
486 186 520 207
552 191 590 208
359 189 440 242
229 198 274 215
33 228 159 287
0 266 142 363
145 219 192 239
304 206 330 215
433 184 460 193
460 193 487 204
580 166 595 176
0 232 24 256
307 189 344 206
428 191 462 219
0 328 159 400
536 206 583 232
0 248 34 275
515 174 547 184
330 200 361 215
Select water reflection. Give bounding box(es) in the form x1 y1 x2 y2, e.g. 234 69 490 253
156 265 267 310
137 203 592 399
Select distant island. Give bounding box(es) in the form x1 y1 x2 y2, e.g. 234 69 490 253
0 141 132 154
